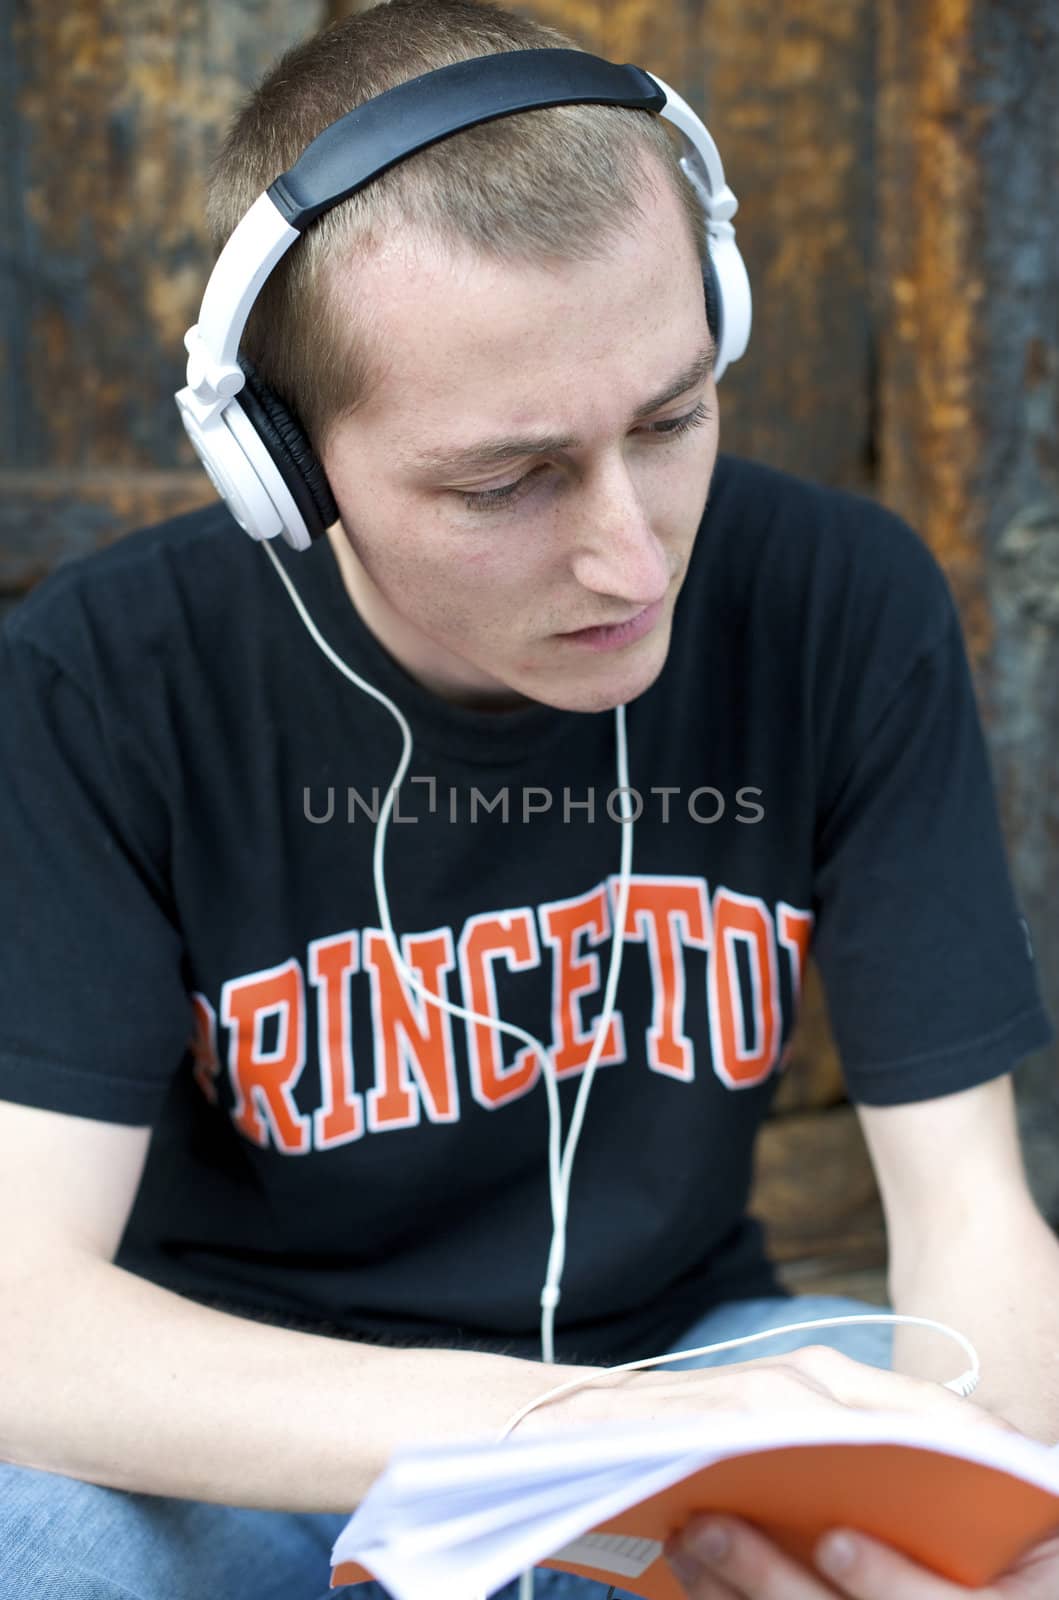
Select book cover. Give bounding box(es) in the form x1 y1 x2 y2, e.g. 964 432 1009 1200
330 1411 1059 1599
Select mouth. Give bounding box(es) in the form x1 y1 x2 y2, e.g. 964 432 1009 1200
558 597 666 652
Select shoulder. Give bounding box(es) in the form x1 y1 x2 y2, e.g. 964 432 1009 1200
706 453 947 599
4 501 249 668
696 453 957 685
0 502 287 858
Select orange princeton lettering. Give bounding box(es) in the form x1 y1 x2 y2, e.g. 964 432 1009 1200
709 889 780 1089
309 932 364 1147
617 876 709 1080
363 929 459 1129
458 910 541 1108
539 886 625 1078
221 959 310 1150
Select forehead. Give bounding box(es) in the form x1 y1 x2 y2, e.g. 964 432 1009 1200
330 174 707 434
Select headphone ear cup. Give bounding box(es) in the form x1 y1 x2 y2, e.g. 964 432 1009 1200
236 358 339 540
703 248 721 346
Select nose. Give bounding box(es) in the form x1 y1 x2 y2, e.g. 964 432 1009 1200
568 454 671 607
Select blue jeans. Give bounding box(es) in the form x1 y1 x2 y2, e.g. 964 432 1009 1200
0 1294 893 1599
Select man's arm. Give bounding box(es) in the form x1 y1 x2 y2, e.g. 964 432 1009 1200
858 1072 1059 1443
4 1096 1011 1516
0 1097 593 1510
663 1080 1059 1599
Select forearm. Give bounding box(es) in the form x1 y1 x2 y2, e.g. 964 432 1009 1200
0 1253 590 1511
888 1196 1059 1443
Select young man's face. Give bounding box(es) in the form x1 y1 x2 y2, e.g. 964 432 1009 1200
321 160 718 714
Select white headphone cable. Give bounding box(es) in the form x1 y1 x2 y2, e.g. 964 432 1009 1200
262 539 631 1367
498 1311 981 1442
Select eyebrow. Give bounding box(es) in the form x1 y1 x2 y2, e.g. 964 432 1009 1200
411 340 716 476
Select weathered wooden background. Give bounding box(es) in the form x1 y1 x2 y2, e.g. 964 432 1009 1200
3 0 1056 1299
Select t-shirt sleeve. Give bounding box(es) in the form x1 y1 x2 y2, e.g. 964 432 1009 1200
0 623 193 1124
811 545 1054 1107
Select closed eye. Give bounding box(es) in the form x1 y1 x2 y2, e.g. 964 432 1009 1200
458 400 714 513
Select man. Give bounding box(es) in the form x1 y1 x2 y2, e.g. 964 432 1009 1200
0 3 1056 1598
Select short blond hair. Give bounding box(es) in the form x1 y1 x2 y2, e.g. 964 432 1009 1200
207 0 707 450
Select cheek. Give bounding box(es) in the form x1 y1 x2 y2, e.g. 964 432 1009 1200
361 507 543 632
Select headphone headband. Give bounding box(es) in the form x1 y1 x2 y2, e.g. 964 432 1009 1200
270 50 665 230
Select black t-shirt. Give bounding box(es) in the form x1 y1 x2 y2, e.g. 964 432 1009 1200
0 453 1051 1365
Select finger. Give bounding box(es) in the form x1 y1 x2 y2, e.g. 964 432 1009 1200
787 1346 1016 1436
813 1527 985 1598
666 1516 843 1597
663 1549 741 1600
1002 1526 1059 1588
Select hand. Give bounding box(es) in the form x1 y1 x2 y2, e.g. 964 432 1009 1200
630 1345 1033 1597
664 1516 1059 1598
569 1343 1018 1440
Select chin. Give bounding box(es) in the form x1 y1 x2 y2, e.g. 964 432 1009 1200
522 636 671 715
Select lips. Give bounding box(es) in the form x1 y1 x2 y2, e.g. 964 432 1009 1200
565 610 645 633
559 597 665 651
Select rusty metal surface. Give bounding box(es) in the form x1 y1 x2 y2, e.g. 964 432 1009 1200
4 1 323 474
750 1104 888 1276
876 0 992 653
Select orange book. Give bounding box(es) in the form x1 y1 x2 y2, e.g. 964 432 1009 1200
330 1412 1059 1598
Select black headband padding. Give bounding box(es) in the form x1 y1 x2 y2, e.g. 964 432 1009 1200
236 358 338 538
268 50 667 231
703 252 721 343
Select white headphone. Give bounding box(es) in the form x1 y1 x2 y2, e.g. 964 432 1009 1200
175 48 752 551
